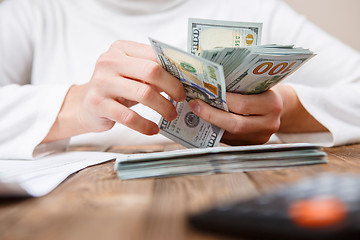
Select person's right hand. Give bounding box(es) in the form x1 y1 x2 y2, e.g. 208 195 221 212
42 40 186 143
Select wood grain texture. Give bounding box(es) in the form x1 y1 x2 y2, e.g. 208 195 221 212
1 143 359 240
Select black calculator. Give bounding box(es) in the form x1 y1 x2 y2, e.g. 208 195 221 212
189 173 360 240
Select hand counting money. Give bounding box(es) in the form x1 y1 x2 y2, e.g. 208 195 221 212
149 38 227 148
149 18 315 148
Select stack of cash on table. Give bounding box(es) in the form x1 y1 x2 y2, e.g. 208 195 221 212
149 18 315 148
115 144 327 180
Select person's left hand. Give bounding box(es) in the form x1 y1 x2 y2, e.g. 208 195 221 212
188 89 283 145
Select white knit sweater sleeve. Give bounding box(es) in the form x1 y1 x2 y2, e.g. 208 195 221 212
264 0 360 146
0 0 71 159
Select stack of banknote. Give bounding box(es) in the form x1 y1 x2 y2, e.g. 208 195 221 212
115 143 327 180
200 44 314 94
150 18 315 148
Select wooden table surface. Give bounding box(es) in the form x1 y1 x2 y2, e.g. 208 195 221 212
1 143 360 240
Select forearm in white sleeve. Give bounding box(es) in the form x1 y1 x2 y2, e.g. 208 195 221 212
267 1 360 146
0 84 71 159
0 0 71 159
277 82 360 146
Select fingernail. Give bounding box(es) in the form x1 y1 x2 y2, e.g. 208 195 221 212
170 109 178 119
179 91 187 101
152 126 159 134
189 100 200 114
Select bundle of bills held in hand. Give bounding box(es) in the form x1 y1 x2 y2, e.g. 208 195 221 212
115 143 327 180
150 18 315 148
119 19 323 180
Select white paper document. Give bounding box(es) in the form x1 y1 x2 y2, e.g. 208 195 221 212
0 151 118 197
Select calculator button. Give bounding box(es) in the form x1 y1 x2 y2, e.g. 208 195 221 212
288 197 347 228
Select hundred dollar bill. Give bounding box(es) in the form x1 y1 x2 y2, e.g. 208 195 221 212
149 38 228 148
200 45 315 94
188 18 262 56
226 46 315 94
228 54 314 94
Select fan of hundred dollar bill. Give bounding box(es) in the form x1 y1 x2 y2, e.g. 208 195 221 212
149 18 315 149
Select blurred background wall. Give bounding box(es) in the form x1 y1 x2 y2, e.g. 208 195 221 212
0 0 359 51
283 0 360 52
